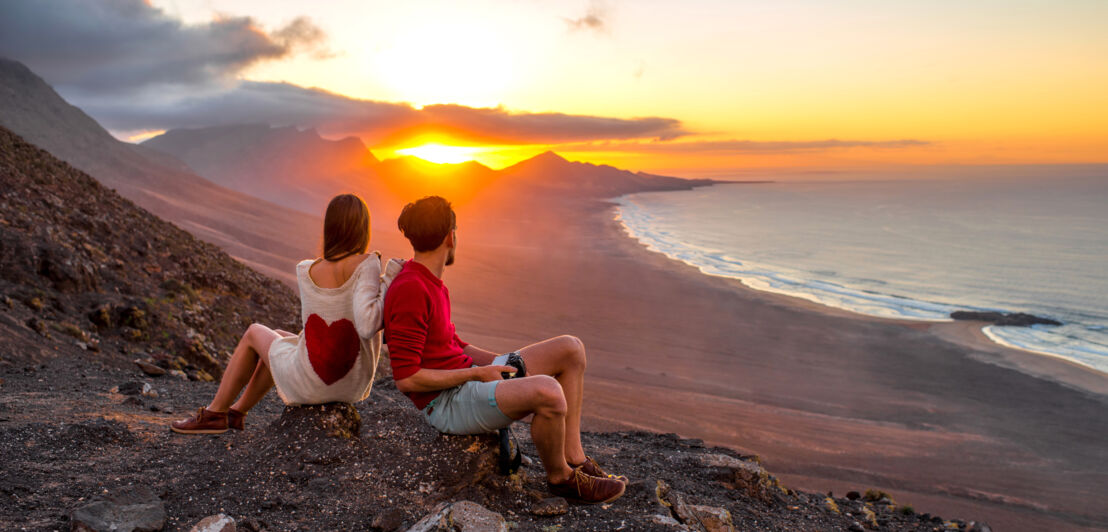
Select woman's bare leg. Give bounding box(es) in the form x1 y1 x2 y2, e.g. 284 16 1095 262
228 329 294 413
207 324 281 412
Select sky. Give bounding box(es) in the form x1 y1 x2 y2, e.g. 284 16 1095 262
1 0 1105 177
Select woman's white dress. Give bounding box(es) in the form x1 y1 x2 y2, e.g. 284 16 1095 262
268 253 401 405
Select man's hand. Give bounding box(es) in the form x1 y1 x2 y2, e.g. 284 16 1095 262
473 365 516 382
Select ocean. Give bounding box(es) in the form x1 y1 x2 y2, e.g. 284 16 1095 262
615 174 1108 373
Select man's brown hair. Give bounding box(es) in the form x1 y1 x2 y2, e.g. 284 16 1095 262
397 196 455 252
322 193 370 261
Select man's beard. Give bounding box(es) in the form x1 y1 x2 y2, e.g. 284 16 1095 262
445 247 455 266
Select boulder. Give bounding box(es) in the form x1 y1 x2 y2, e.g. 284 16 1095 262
656 479 736 532
269 403 361 439
69 485 165 532
699 453 784 503
405 501 507 532
189 514 235 532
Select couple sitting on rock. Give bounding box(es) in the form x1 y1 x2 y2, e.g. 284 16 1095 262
170 194 626 504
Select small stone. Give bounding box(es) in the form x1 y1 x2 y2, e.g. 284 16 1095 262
968 522 993 532
123 396 144 407
195 369 215 382
848 523 865 532
531 497 568 516
189 513 235 532
135 360 166 377
140 383 158 398
168 369 188 380
846 491 861 500
824 497 841 514
117 381 144 395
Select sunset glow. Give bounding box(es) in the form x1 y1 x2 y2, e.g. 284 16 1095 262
112 1 1108 173
396 143 483 165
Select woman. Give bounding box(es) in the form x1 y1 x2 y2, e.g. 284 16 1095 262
171 194 401 434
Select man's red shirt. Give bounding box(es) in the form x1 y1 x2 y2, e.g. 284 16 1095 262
383 260 471 409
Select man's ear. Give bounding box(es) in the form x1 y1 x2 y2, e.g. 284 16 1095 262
444 231 454 248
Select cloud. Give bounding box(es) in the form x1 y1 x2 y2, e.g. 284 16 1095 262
76 81 687 145
559 138 933 154
565 1 608 34
0 0 328 94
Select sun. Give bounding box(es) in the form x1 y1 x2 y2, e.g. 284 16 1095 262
396 143 482 165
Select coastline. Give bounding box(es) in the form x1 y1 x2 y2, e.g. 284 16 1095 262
610 197 1108 397
446 193 1108 532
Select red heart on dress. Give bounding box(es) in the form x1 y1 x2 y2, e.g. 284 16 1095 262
304 314 361 385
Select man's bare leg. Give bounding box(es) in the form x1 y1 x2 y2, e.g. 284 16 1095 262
495 375 574 483
517 335 588 465
207 324 281 412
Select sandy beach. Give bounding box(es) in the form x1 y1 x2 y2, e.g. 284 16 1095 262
378 192 1108 532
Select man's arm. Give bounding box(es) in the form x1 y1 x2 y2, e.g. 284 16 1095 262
395 364 513 394
462 343 499 366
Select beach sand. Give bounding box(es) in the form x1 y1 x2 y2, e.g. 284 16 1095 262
392 194 1108 532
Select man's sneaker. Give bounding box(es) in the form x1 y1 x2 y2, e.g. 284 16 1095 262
549 465 626 504
228 408 246 431
170 408 228 434
575 455 629 484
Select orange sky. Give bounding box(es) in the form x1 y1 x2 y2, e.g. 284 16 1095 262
153 1 1108 174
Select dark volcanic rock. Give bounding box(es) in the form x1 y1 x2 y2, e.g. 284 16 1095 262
69 485 165 532
950 311 1061 327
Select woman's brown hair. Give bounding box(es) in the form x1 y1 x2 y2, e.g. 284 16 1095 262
322 194 370 261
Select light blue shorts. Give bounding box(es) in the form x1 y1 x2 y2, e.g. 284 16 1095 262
422 354 515 434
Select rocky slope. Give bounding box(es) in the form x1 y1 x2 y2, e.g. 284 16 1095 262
0 125 298 378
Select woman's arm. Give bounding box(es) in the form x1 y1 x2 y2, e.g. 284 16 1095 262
352 255 403 339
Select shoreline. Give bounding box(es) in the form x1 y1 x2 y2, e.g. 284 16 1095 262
609 194 1108 391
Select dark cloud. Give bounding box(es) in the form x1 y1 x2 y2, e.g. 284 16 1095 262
0 0 327 93
78 81 686 145
565 1 608 33
0 0 683 145
560 138 932 153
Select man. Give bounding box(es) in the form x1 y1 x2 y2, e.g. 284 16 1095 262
383 196 626 504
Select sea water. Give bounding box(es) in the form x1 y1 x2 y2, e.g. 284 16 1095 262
615 174 1108 373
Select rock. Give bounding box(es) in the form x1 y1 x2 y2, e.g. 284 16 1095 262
698 453 783 503
848 523 865 532
134 360 165 376
69 485 165 532
189 514 235 532
406 501 507 532
968 522 992 532
861 506 879 528
270 403 361 439
650 513 691 529
168 369 188 380
950 310 1061 327
846 490 861 500
117 381 144 395
140 383 158 398
823 497 840 514
530 497 568 516
682 505 735 532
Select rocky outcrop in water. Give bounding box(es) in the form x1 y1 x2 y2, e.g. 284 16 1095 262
950 311 1061 327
